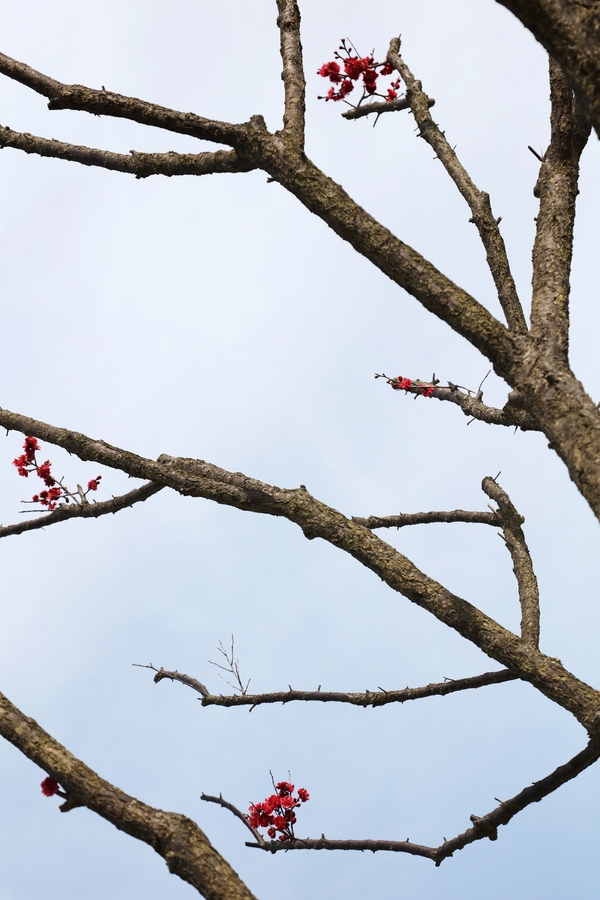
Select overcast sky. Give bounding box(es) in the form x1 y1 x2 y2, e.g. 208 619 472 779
0 2 599 899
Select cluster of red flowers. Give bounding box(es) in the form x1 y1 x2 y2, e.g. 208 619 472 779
375 373 435 398
318 38 401 104
248 781 309 842
12 436 102 511
41 776 60 797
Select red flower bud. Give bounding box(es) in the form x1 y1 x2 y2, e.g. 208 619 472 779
41 776 60 797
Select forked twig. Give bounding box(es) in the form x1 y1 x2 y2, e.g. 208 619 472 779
208 637 251 695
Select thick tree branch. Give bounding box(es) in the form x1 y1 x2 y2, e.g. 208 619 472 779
276 0 306 148
147 664 516 708
0 50 246 147
387 38 527 334
0 691 258 900
6 35 600 524
253 140 516 370
0 405 596 729
482 477 540 648
0 126 256 177
494 0 600 138
352 509 500 529
0 481 164 539
530 58 591 360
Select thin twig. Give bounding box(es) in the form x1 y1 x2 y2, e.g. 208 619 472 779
208 637 250 695
0 482 164 539
201 794 264 844
386 37 527 334
341 95 434 120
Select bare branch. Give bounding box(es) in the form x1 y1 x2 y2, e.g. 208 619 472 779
341 96 434 121
276 0 306 148
0 126 256 178
201 794 264 844
482 477 540 647
149 666 516 708
530 57 591 360
134 664 210 698
352 509 499 530
0 690 258 900
386 38 527 334
243 739 600 863
0 482 164 539
0 50 246 147
0 405 597 728
208 637 251 695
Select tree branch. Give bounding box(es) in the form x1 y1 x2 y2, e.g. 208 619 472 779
341 96 434 121
257 146 515 371
482 477 540 648
530 58 591 360
379 375 540 431
201 794 264 844
0 406 596 728
387 38 527 334
0 50 246 147
352 509 500 530
0 690 258 900
494 0 600 138
205 739 600 864
146 664 516 708
0 126 256 178
0 48 516 370
0 482 164 539
275 0 305 148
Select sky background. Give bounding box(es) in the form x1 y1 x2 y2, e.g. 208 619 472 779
0 1 599 898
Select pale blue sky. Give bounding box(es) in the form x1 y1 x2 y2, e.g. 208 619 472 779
0 3 599 898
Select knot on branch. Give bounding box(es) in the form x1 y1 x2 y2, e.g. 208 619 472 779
469 814 498 841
